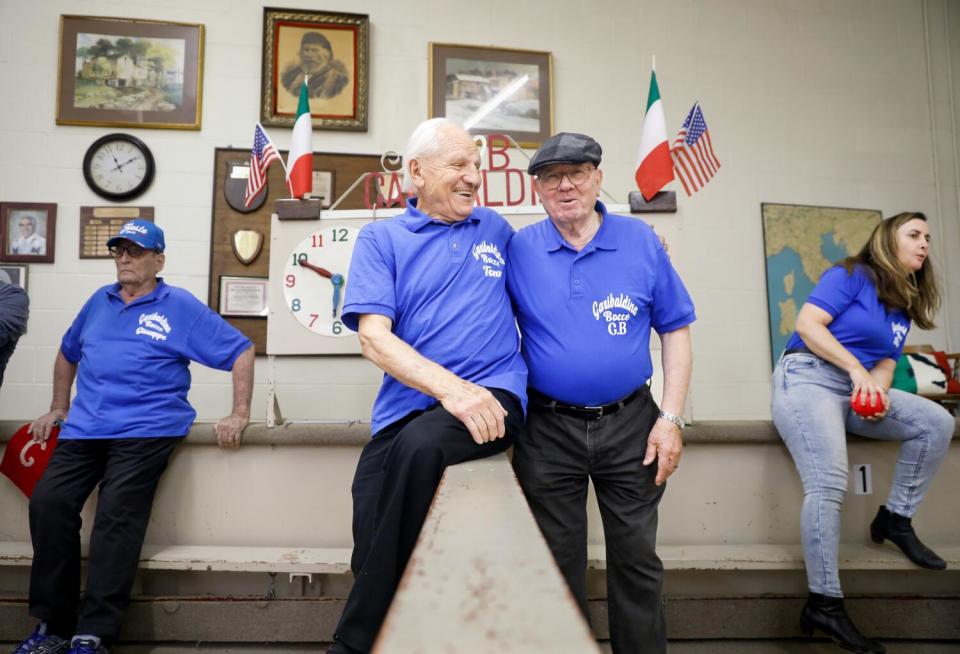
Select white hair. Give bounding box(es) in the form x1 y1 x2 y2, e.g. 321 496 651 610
401 118 465 193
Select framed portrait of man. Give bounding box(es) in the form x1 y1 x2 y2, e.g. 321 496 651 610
0 202 57 264
260 8 369 131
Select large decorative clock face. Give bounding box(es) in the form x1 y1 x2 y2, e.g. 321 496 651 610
283 225 359 337
82 133 156 201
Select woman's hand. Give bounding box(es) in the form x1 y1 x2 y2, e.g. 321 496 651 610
850 366 888 420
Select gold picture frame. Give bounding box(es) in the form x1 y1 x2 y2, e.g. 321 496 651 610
56 15 204 130
260 8 369 131
429 43 554 148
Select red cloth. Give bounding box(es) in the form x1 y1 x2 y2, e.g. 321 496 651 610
0 423 59 498
932 351 960 394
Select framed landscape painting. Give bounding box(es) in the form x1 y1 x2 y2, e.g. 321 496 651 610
429 43 553 147
57 15 205 130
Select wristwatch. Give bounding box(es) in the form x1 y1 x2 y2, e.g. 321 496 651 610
658 410 686 431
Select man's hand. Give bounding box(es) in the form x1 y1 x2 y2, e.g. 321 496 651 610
440 381 507 445
28 409 66 444
643 418 683 486
214 413 249 449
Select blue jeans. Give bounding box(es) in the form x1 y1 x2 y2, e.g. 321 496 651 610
771 352 954 597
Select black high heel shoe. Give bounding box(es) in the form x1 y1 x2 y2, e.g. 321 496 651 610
870 505 946 570
800 592 885 654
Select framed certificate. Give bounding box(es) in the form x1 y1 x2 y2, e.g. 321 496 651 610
219 276 269 317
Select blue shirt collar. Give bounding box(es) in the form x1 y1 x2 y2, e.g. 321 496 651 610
399 197 481 232
106 277 170 306
544 200 618 253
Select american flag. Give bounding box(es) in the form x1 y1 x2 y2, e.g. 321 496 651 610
670 102 720 196
244 123 281 207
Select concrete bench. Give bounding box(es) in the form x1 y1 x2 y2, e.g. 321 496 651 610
587 543 960 571
0 541 352 574
373 453 601 653
6 539 956 577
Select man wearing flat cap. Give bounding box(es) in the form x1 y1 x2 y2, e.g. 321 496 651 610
281 31 349 99
507 132 695 653
12 220 255 654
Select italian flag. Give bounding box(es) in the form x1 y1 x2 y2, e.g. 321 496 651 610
286 77 313 198
635 68 674 201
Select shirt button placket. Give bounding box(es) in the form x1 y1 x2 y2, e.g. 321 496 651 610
571 263 584 298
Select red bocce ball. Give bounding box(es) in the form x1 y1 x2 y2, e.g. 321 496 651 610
850 391 885 418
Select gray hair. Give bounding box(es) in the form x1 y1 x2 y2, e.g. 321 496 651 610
401 118 464 193
17 214 37 228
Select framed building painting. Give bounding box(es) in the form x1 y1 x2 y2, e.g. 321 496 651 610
761 203 881 369
260 8 369 131
429 43 553 147
56 15 205 130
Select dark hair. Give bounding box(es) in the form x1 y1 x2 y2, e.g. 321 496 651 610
841 212 940 329
300 31 332 55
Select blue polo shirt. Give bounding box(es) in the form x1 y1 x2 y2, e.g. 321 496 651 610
342 198 527 434
60 279 252 439
786 265 910 369
507 202 696 406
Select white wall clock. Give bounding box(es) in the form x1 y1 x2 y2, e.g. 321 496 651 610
82 133 155 201
282 225 359 337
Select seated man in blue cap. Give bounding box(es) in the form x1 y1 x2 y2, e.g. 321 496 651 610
507 133 695 654
12 220 255 654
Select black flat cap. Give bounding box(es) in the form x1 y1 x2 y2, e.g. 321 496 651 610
527 132 602 175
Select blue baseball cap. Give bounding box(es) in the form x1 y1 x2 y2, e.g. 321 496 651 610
106 219 165 252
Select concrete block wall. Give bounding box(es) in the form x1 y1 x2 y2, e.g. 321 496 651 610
1 0 959 424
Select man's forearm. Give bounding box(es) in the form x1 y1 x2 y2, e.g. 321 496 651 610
50 350 77 413
358 315 467 401
658 326 692 416
230 346 255 418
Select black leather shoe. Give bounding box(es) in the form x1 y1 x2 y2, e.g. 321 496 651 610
800 592 885 654
870 505 947 570
326 637 365 654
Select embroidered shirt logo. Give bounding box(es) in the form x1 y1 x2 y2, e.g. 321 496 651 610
136 312 172 341
592 292 638 336
891 321 908 348
472 241 505 278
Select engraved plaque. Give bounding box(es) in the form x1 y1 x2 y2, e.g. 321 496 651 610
80 207 155 259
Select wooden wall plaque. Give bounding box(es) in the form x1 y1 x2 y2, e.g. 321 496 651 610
208 147 385 353
80 206 155 259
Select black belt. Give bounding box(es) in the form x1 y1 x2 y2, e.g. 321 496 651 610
528 387 645 421
784 347 813 356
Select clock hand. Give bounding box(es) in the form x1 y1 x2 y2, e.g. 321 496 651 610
108 146 122 168
299 260 333 278
112 156 140 172
331 274 345 318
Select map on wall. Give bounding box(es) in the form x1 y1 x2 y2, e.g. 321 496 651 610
761 203 881 369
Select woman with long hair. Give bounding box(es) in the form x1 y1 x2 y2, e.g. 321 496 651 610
771 212 954 654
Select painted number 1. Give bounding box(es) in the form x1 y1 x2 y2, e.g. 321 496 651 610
853 464 872 495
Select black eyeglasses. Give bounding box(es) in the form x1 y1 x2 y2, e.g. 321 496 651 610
109 244 152 258
535 166 595 190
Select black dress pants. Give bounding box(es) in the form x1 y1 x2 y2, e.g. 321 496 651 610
28 436 181 643
512 387 667 654
332 388 522 653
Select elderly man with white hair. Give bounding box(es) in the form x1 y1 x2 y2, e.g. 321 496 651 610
327 118 527 654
